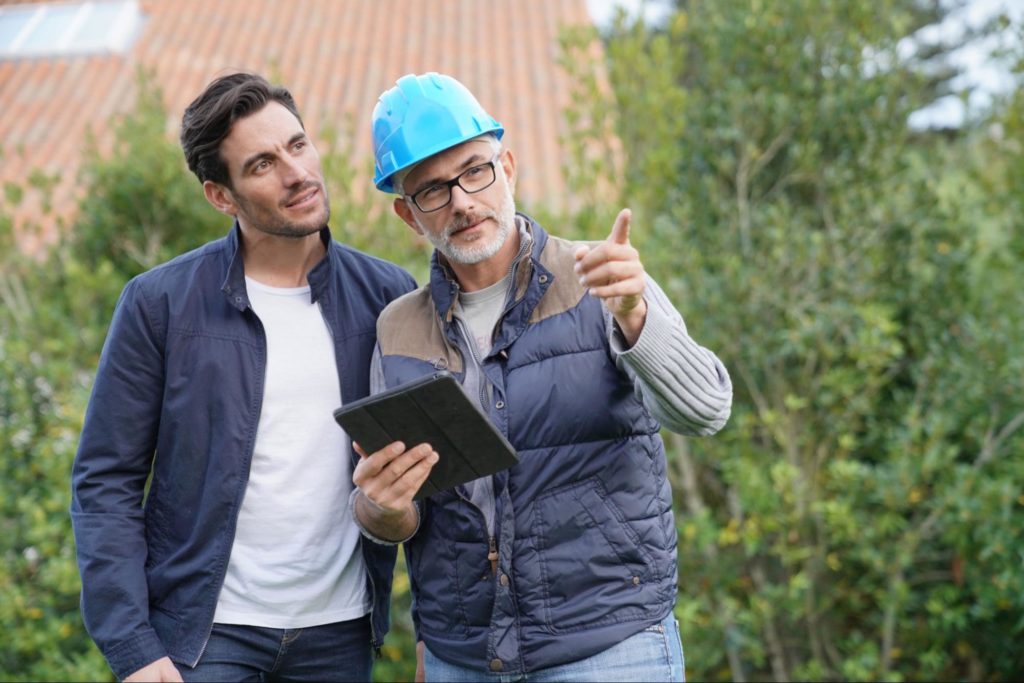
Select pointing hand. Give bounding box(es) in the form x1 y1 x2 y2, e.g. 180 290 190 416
573 208 648 345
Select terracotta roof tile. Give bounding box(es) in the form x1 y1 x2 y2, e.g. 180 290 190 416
1 0 601 252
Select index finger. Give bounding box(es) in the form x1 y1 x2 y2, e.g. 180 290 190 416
354 441 406 471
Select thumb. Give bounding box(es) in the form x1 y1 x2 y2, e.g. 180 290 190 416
608 208 632 245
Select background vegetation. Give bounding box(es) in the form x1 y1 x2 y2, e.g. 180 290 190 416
2 1 1021 680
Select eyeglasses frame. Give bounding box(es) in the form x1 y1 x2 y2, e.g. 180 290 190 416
404 153 502 213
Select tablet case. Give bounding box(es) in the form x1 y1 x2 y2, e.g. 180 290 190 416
333 372 519 500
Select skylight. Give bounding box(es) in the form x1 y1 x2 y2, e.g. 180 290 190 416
0 1 143 60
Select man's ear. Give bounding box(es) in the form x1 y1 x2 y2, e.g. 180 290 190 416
203 180 238 217
499 148 517 195
393 197 423 235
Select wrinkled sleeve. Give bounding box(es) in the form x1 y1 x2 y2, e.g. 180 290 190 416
70 277 168 679
608 275 732 436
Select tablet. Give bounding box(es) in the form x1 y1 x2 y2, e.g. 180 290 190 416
333 372 519 500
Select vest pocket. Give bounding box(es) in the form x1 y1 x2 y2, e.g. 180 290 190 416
409 503 492 635
531 477 656 631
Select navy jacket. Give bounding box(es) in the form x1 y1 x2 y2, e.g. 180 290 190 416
70 224 416 679
375 217 681 675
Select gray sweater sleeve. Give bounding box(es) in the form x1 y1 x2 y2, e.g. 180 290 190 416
607 276 732 436
348 344 422 546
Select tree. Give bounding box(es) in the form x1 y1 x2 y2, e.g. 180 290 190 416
562 0 1024 679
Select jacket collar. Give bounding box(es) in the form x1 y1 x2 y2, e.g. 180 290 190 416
428 212 551 329
220 221 334 311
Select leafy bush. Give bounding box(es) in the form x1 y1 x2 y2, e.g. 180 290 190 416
562 2 1024 680
4 9 1024 679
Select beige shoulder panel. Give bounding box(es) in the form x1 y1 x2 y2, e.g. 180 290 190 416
529 235 593 323
377 287 463 373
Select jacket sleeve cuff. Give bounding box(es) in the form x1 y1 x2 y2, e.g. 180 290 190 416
349 487 421 545
105 629 169 681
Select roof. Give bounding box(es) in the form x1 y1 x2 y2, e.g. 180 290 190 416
0 0 599 253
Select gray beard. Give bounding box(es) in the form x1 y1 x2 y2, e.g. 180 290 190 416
422 190 516 265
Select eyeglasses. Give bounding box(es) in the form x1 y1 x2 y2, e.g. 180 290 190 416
405 155 500 212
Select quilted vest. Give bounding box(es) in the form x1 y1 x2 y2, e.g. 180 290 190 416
376 215 678 674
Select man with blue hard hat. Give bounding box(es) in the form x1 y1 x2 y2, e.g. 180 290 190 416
351 72 733 682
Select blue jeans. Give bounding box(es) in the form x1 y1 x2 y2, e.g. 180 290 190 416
423 612 686 682
179 616 373 682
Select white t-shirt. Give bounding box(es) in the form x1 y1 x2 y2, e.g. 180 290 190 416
212 276 369 628
457 275 509 358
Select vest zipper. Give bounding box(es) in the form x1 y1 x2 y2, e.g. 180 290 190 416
449 299 499 580
504 229 531 303
488 535 499 576
447 224 530 583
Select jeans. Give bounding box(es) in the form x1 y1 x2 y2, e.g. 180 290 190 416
179 616 373 682
424 612 686 682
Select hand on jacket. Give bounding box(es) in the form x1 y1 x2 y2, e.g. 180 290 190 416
124 656 183 682
573 208 648 347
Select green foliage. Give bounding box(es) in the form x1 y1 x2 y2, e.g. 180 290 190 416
316 116 433 285
5 6 1023 680
72 71 225 275
563 1 1024 680
1 199 120 682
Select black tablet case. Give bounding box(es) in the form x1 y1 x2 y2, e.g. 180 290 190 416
333 372 518 500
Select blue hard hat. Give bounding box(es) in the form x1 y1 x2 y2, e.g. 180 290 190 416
372 72 504 193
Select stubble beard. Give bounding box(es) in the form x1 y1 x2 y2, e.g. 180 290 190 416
234 182 331 239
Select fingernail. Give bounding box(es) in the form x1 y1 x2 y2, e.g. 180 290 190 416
573 262 581 273
430 452 440 463
392 442 404 454
579 276 587 286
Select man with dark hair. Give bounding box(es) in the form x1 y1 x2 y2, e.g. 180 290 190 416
352 73 732 682
71 72 418 682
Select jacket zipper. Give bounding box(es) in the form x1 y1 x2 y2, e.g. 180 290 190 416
194 305 268 666
450 232 528 409
365 543 382 657
454 315 490 408
319 301 382 657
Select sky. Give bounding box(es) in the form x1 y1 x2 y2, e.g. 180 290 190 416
904 0 1023 127
585 0 1023 128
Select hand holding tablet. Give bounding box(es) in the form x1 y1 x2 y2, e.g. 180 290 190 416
334 372 519 500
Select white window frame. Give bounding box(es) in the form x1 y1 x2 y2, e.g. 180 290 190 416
0 0 143 60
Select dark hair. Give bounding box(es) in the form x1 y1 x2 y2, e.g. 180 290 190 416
180 72 304 187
